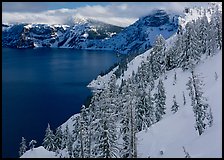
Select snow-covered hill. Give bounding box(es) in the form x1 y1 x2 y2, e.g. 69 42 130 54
2 10 178 54
137 50 222 158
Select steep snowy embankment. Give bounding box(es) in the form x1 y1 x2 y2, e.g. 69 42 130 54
137 51 222 158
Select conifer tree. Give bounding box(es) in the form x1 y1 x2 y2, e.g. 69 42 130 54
42 123 56 151
186 71 212 135
171 95 179 113
54 126 63 150
154 79 166 122
19 137 27 157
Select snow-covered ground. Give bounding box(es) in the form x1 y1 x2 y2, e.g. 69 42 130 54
137 51 222 158
21 146 57 158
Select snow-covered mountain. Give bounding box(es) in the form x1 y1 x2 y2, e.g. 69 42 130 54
2 10 178 54
19 2 222 158
2 18 123 49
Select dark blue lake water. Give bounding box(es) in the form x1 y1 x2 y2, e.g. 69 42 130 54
2 48 120 158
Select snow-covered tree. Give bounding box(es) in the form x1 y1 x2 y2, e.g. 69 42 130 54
182 146 191 158
181 21 201 71
186 71 212 135
19 137 27 157
183 91 186 106
173 70 177 85
42 123 56 151
151 34 166 79
54 126 63 151
171 95 179 114
215 72 218 81
29 140 37 151
154 79 166 122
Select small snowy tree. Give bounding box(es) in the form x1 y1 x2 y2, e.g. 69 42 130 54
19 137 27 157
215 72 218 81
29 140 37 151
154 79 166 122
173 71 177 85
54 126 63 151
186 71 212 135
171 95 179 114
182 146 191 158
42 123 56 151
183 91 186 106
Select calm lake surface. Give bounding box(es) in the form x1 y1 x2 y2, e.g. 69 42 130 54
2 48 120 158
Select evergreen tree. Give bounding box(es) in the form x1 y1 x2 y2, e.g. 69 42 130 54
19 137 27 157
54 126 63 151
183 91 186 106
186 71 212 135
181 21 201 71
29 140 37 151
151 34 166 79
171 95 179 114
154 79 166 122
173 70 177 85
42 123 56 151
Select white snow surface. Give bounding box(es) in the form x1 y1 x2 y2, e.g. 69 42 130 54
137 51 222 158
20 146 57 158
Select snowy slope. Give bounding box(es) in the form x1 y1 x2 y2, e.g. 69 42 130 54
20 146 57 158
87 3 215 90
137 51 222 158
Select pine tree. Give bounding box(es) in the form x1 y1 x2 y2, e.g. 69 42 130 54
151 34 166 79
154 79 166 122
186 71 212 135
183 91 186 106
54 126 63 151
173 71 177 85
42 123 56 151
181 21 201 71
29 140 37 151
171 95 179 114
19 137 27 157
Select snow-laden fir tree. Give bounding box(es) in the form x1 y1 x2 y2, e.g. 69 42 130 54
154 79 166 122
181 21 201 71
61 124 74 158
211 5 222 50
144 86 155 128
166 26 183 70
120 80 132 158
92 75 119 158
171 95 179 114
120 78 138 158
19 137 27 157
42 123 56 151
151 34 166 79
29 140 37 151
186 71 213 135
197 11 209 55
54 126 63 152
